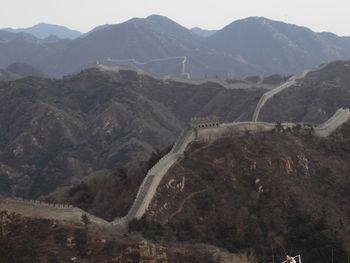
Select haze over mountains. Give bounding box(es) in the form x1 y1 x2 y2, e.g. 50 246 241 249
2 23 82 39
0 29 70 73
1 10 350 260
1 15 350 79
190 27 218 37
0 62 46 81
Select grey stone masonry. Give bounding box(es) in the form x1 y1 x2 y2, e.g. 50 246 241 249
112 128 195 226
190 116 219 129
252 63 329 122
0 198 108 226
1 107 349 230
314 108 350 137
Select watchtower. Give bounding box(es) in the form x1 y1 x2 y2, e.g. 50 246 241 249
190 116 219 129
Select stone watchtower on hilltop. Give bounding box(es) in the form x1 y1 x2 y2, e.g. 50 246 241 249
190 116 220 129
191 116 220 141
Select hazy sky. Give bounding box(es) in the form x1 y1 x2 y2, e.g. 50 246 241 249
1 0 349 36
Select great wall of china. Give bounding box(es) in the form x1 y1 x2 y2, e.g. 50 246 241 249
252 63 328 122
1 63 349 230
0 197 109 226
96 64 272 90
113 128 196 226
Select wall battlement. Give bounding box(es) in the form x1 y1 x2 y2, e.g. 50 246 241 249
0 198 109 226
314 108 350 137
2 107 348 230
196 109 350 142
112 128 195 226
190 116 220 129
3 197 73 208
113 108 349 227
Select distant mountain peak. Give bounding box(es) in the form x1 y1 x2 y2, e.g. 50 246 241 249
6 62 46 78
191 27 218 37
131 14 184 28
1 15 350 79
145 14 174 22
226 16 274 27
146 14 167 19
1 23 82 39
36 22 51 26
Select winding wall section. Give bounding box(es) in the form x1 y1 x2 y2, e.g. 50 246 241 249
1 107 349 229
314 108 350 137
252 77 297 122
198 109 350 141
112 128 195 226
252 63 330 122
112 108 350 227
96 65 270 90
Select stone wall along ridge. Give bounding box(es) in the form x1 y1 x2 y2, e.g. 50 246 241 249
97 65 259 90
252 79 296 122
0 198 109 225
251 63 329 122
315 108 350 137
112 128 195 225
196 109 350 142
122 110 350 224
2 106 347 227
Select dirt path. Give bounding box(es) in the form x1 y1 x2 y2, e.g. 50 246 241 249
164 188 210 224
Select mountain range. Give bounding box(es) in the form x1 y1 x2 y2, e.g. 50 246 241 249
0 62 45 81
1 15 350 79
1 59 350 200
2 23 82 39
0 39 350 261
191 27 218 37
0 66 268 198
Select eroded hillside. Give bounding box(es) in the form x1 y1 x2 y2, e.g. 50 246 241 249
0 211 250 263
138 121 350 262
0 68 265 198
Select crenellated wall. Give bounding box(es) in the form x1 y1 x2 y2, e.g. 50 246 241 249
314 108 350 137
196 108 350 142
112 129 196 225
0 128 197 229
2 107 349 230
0 198 109 226
115 108 350 226
195 122 278 142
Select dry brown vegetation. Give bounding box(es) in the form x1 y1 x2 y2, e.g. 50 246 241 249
0 211 251 263
133 121 350 262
